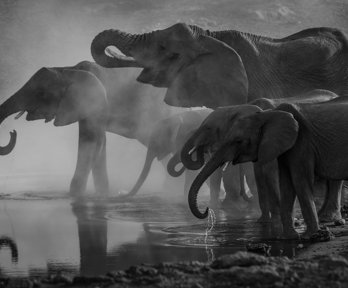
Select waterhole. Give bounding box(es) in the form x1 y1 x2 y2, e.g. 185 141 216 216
0 191 307 277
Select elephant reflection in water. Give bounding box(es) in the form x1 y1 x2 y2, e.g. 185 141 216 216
71 203 107 275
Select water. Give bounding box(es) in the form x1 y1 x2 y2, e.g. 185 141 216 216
0 191 305 277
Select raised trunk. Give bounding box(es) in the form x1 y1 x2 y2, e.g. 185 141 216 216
181 132 205 170
167 152 185 177
91 29 145 68
0 96 21 155
189 145 233 219
123 149 156 197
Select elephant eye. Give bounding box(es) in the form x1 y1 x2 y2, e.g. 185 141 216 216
168 52 180 61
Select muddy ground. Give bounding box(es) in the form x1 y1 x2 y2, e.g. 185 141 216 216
2 217 348 288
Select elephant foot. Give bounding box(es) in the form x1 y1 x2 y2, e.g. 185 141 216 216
318 209 343 223
301 226 334 242
257 213 271 223
281 228 300 240
69 189 85 199
334 218 346 226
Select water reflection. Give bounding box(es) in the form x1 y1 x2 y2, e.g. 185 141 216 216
0 195 306 277
71 202 107 276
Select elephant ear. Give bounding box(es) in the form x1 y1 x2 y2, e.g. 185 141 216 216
54 69 108 126
257 110 299 164
165 35 248 108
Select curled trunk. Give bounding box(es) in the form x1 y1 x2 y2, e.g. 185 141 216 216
180 133 205 170
0 130 17 155
0 236 18 263
91 29 144 68
189 146 232 219
123 149 156 197
167 152 185 177
0 97 21 155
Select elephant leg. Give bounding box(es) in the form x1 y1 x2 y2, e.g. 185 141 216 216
278 162 298 239
208 167 222 208
290 167 320 239
92 132 109 196
318 180 343 223
221 163 241 207
254 161 280 223
70 119 104 197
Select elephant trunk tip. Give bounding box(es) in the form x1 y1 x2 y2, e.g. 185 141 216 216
188 190 210 219
0 130 17 156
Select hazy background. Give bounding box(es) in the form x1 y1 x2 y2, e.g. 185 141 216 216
0 0 346 194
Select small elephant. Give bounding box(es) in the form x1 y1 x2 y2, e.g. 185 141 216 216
0 61 173 197
91 23 348 109
182 90 341 227
188 92 348 239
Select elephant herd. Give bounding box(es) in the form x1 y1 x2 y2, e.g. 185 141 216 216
1 22 348 241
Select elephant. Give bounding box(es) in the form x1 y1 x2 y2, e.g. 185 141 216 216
91 23 348 109
187 93 348 240
0 61 175 196
181 90 341 226
125 108 255 207
124 108 213 197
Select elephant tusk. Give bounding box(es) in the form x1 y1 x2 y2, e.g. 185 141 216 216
189 146 197 155
222 162 229 171
105 47 136 61
14 111 25 119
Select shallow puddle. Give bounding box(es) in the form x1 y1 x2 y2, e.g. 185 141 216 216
0 191 306 277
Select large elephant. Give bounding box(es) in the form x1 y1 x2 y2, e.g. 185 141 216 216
0 61 174 196
91 23 348 109
181 90 341 225
188 94 348 240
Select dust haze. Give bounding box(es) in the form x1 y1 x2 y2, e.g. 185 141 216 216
0 0 346 195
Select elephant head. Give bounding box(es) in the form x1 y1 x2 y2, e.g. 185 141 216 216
187 105 299 219
0 67 108 155
180 105 257 170
91 23 248 108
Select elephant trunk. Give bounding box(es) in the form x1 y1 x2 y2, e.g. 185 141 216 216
124 149 156 197
91 29 146 68
0 236 18 263
167 152 185 177
0 96 21 155
189 145 233 219
181 132 205 170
